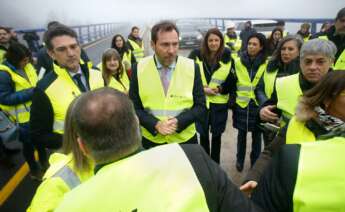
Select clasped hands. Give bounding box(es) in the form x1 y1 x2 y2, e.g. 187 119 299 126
204 86 219 96
155 118 178 135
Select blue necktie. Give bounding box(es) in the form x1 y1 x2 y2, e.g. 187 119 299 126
73 73 87 92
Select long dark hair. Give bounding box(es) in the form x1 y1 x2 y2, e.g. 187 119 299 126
5 42 32 68
270 35 303 64
200 28 224 65
267 28 283 53
111 34 129 56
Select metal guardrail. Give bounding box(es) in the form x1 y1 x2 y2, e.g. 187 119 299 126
183 17 334 34
15 22 128 47
188 17 334 34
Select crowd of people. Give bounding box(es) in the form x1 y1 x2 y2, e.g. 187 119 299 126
0 6 344 212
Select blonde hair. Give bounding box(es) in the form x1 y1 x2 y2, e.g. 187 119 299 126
62 96 91 171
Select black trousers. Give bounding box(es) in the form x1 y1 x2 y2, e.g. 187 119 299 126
141 134 198 149
197 103 228 164
236 129 262 167
19 123 47 172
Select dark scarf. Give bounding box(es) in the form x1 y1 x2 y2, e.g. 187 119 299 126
306 106 345 140
240 51 266 76
267 58 300 78
128 35 142 43
226 32 237 39
297 30 310 38
114 46 127 58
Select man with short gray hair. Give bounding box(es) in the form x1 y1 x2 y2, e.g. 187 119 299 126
56 87 263 212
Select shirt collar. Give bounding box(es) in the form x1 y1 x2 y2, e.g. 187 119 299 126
68 67 83 77
154 54 176 71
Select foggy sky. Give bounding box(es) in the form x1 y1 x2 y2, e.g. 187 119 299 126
1 0 343 29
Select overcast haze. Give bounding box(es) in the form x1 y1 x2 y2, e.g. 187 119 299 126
1 0 344 29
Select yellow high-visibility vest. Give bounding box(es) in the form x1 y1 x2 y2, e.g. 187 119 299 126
55 144 209 212
27 153 93 212
276 73 302 125
0 48 6 64
0 63 37 123
293 137 345 212
137 56 196 144
108 73 130 93
263 69 279 99
45 63 104 134
286 116 316 144
128 39 144 62
224 34 242 53
195 56 231 107
234 57 267 108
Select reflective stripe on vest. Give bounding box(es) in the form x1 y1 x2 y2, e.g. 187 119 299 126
46 64 104 134
263 69 278 99
0 63 37 123
128 39 144 61
137 56 196 144
53 165 81 189
235 57 267 108
53 121 64 133
286 116 316 144
148 109 184 117
55 144 209 212
293 137 345 212
276 73 302 125
317 36 345 71
195 56 231 105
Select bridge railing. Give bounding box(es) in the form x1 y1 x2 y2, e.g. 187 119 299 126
187 17 334 34
15 22 128 47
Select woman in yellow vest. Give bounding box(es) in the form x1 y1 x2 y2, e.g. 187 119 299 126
256 35 302 145
241 71 345 195
28 96 94 212
232 33 268 172
111 34 136 78
297 22 311 42
101 48 130 94
0 42 46 180
188 28 233 163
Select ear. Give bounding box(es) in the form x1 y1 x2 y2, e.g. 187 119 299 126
47 49 55 60
77 137 89 156
150 40 155 51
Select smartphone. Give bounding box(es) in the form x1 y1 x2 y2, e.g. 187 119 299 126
260 122 280 132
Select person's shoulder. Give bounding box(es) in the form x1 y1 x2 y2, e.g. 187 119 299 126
189 49 201 58
221 48 232 63
180 144 209 163
37 71 58 91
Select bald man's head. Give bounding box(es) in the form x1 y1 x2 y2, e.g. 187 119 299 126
72 87 141 164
